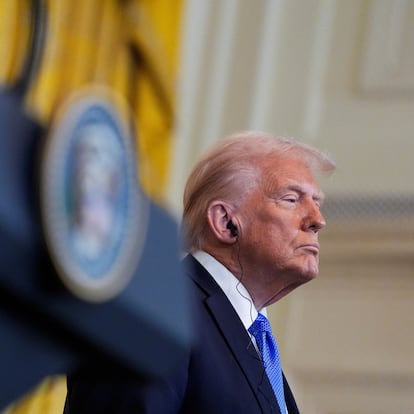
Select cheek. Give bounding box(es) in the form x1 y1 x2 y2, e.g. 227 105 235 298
241 208 298 253
249 224 296 261
263 221 298 247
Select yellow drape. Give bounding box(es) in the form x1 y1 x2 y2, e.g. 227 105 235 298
0 0 182 201
3 377 67 414
1 0 183 412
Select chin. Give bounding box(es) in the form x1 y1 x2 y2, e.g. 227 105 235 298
296 266 319 283
302 257 319 279
306 271 318 281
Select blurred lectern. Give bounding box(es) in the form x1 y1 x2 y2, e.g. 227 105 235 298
0 89 190 409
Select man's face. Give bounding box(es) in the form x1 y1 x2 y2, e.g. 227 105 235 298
238 155 326 292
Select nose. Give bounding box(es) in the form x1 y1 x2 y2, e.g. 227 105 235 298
302 202 326 233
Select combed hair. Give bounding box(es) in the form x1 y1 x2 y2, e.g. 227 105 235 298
182 130 335 252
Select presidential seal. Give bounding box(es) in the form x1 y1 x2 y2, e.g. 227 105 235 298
40 88 148 302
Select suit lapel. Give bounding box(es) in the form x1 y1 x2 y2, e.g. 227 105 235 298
207 293 300 413
184 256 282 413
206 293 282 413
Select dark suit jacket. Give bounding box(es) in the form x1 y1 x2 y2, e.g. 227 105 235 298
65 255 299 413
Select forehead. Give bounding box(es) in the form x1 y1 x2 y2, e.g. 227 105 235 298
261 155 322 193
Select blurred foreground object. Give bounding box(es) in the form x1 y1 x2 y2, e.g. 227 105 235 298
0 0 185 412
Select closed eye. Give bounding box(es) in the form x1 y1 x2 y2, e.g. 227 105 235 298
281 195 299 204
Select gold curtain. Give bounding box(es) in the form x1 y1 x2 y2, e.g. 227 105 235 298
0 0 182 202
1 0 183 412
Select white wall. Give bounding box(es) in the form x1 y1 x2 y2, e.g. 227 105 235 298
169 0 414 206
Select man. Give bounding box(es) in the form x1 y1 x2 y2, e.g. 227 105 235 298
65 130 335 413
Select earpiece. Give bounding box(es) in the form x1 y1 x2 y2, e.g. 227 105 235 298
226 220 238 237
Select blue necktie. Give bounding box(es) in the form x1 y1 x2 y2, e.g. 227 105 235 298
249 313 286 414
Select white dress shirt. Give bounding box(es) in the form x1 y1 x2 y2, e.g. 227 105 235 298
192 250 267 334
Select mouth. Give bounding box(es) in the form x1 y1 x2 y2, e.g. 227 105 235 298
298 243 320 254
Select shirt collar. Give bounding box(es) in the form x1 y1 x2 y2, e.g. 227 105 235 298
192 250 266 330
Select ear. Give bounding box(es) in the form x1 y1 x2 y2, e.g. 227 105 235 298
206 201 237 243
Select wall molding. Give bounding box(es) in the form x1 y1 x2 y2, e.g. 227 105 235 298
359 0 414 94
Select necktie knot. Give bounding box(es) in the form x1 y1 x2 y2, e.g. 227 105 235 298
249 312 272 336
